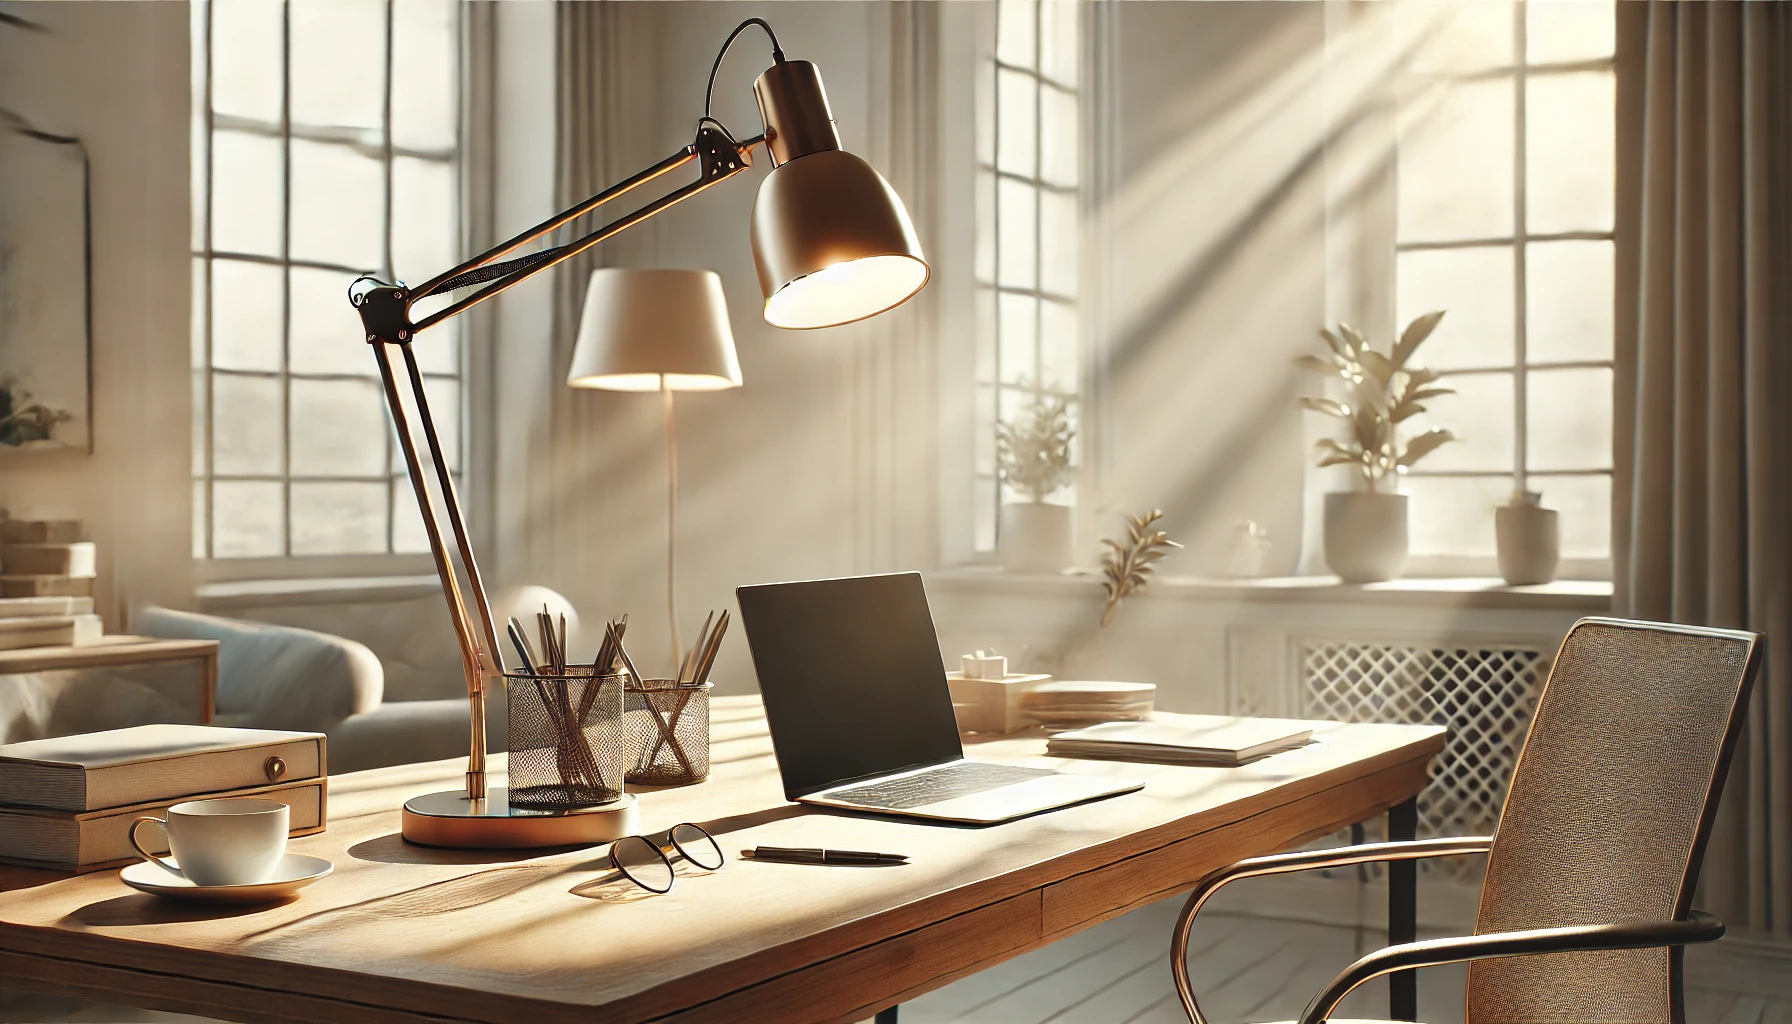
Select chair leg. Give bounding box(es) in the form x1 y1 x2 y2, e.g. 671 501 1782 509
1388 797 1418 1022
874 1007 899 1024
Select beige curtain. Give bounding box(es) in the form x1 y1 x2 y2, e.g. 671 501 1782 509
1613 0 1792 937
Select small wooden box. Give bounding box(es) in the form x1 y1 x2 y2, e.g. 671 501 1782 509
946 672 1052 734
1 542 96 578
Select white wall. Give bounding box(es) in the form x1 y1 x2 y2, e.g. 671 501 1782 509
0 2 194 628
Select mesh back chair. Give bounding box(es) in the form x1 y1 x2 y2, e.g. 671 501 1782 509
1170 617 1762 1024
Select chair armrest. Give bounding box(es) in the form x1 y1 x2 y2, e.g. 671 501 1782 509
1295 910 1725 1024
1172 837 1492 1023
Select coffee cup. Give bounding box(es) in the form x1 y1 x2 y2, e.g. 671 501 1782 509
129 798 289 887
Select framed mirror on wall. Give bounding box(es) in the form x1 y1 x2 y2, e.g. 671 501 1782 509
0 109 92 456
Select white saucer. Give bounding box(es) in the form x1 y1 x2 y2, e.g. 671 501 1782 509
120 853 334 904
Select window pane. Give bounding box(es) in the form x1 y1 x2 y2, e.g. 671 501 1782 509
1395 247 1515 370
393 480 432 554
1039 0 1079 87
1040 189 1079 297
289 0 386 133
211 259 284 372
291 482 388 555
1527 72 1614 234
209 0 283 124
289 266 372 374
1405 474 1510 557
392 0 459 152
212 480 284 557
1410 371 1515 472
1397 77 1515 243
1402 1 1514 75
1527 240 1613 364
1040 85 1078 190
1040 300 1079 393
1528 0 1615 64
211 130 283 256
996 68 1038 178
393 157 457 280
997 0 1036 69
997 178 1038 290
290 139 385 269
1540 472 1610 559
290 377 387 477
411 322 461 376
193 479 207 559
211 372 283 475
998 293 1037 386
424 376 461 472
975 49 996 168
1527 366 1612 471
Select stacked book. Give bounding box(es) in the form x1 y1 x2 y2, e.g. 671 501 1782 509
0 518 100 649
0 724 328 872
1046 715 1315 767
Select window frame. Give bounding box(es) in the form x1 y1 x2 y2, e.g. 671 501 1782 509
1387 1 1616 580
190 0 472 581
970 0 1088 557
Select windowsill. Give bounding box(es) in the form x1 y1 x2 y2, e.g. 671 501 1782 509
926 566 1612 612
196 574 442 612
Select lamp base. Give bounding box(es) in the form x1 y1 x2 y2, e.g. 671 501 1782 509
401 789 639 849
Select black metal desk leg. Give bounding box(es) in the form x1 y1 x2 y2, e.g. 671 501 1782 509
1388 796 1418 1021
875 1007 899 1024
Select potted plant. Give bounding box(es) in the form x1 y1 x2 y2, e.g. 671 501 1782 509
996 388 1076 573
1296 311 1456 583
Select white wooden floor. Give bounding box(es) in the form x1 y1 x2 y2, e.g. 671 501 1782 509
1 890 1784 1023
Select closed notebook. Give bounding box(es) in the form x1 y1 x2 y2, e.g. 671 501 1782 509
0 776 327 872
1046 716 1314 767
0 724 325 811
0 613 102 651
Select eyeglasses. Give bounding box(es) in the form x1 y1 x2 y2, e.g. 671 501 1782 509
609 822 724 893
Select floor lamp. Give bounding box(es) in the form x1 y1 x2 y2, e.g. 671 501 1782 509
349 18 928 848
568 268 742 674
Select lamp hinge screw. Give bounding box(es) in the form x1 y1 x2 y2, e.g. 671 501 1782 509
397 330 409 340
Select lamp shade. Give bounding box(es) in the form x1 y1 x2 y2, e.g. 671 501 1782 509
567 269 742 392
750 61 929 330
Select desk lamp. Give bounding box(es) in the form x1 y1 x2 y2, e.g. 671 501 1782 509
568 268 742 674
350 19 928 849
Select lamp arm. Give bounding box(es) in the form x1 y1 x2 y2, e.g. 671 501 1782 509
349 118 764 801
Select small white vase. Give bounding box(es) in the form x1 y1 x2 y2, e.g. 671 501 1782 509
999 502 1073 574
1496 493 1560 585
1323 491 1409 583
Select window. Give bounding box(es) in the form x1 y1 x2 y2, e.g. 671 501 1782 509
190 0 464 563
974 0 1083 553
1393 1 1614 572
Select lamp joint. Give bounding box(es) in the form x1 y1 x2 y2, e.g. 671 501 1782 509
694 121 753 182
353 280 416 345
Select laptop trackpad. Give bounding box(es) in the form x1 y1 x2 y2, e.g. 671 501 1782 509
911 773 1143 824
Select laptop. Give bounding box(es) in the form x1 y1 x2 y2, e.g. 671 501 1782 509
736 572 1143 825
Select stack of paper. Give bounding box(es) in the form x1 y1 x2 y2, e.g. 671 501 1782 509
1047 715 1314 767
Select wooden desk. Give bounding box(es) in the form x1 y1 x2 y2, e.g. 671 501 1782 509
0 635 220 724
0 697 1443 1024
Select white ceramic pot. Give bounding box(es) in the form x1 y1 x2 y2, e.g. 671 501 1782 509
999 502 1074 574
1323 491 1409 583
1496 498 1560 585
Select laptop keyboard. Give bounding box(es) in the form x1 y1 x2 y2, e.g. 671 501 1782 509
825 762 1058 810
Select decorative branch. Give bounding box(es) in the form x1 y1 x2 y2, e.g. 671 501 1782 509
1099 509 1182 629
996 384 1076 503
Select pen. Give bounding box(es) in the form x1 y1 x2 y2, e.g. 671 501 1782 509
746 846 909 865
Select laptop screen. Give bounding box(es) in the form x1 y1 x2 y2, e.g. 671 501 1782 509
737 573 964 800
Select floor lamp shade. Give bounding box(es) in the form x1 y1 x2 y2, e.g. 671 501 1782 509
568 269 742 392
750 61 929 330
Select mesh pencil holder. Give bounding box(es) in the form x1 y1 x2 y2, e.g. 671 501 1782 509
624 679 712 786
505 668 627 809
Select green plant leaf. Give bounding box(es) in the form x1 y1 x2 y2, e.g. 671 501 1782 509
1294 354 1344 375
1358 349 1395 386
1339 324 1368 357
1298 396 1352 418
1392 310 1445 370
1397 427 1456 468
1318 328 1349 360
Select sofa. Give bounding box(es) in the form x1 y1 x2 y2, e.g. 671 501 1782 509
136 607 504 774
